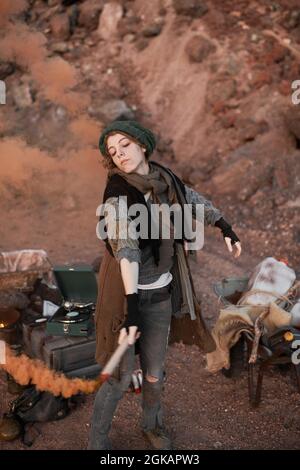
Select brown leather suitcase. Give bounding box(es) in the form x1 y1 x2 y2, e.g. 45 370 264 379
22 321 100 378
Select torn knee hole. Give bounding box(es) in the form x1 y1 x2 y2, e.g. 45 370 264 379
145 374 159 383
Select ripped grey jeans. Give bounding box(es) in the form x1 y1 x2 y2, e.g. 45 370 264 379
88 284 172 450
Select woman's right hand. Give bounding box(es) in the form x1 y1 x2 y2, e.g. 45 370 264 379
118 326 140 346
119 292 141 345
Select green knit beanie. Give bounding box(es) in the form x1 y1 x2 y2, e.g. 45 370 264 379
99 120 156 157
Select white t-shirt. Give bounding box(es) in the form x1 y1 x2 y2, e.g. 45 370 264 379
137 271 173 290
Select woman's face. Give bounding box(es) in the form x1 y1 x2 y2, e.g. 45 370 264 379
106 132 148 174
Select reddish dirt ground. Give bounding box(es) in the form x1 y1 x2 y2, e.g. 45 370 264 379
1 238 300 450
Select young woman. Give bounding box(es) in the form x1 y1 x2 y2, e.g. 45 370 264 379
89 120 241 450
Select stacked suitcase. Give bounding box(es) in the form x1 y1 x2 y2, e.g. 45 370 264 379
22 265 101 378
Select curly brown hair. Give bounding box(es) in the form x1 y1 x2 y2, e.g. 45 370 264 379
100 131 149 170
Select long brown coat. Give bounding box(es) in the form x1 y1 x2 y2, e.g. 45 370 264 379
95 163 216 368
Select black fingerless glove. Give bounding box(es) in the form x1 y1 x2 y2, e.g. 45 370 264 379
214 217 240 245
123 293 140 332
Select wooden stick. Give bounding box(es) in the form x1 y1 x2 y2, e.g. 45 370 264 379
96 337 130 386
249 309 269 364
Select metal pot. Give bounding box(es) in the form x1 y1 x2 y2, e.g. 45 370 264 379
0 415 22 441
0 308 20 345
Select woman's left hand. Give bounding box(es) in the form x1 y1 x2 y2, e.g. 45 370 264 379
225 238 242 258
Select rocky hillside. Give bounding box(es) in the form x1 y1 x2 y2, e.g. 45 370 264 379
0 0 299 267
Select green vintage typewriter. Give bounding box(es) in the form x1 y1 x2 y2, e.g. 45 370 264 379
46 265 98 337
